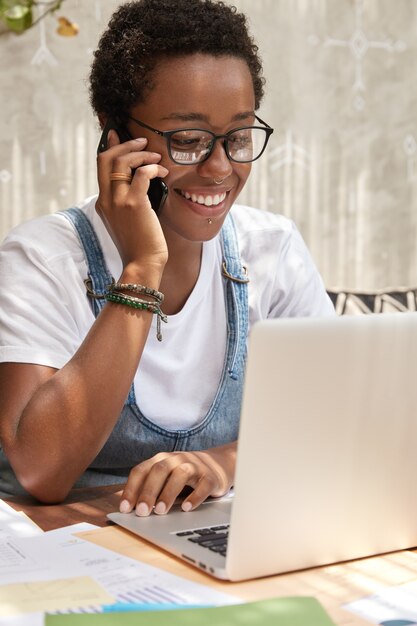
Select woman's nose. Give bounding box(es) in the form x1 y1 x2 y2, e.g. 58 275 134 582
197 139 233 181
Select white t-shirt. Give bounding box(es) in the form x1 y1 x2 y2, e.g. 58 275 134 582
0 197 334 429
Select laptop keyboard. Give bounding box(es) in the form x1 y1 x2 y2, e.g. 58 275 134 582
175 525 229 556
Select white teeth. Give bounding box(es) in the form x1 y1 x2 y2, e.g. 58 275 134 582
182 191 226 207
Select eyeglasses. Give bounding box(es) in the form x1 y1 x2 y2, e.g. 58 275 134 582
126 114 274 165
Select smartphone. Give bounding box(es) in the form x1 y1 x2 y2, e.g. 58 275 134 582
97 119 168 215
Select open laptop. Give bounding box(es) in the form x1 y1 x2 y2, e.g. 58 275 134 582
108 313 417 581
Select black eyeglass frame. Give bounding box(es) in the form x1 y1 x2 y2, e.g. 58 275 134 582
126 114 274 165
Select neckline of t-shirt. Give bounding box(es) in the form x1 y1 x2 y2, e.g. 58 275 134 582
151 235 221 327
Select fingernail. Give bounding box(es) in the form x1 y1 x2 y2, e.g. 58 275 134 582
154 502 166 515
135 502 150 517
135 137 147 143
182 501 193 512
119 499 131 513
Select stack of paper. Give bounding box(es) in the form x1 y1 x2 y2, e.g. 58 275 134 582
0 504 237 624
0 500 335 626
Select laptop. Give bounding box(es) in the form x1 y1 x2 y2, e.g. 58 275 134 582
108 313 417 581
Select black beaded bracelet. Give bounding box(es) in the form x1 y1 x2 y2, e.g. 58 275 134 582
110 281 164 303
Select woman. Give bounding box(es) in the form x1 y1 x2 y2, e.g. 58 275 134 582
0 0 334 511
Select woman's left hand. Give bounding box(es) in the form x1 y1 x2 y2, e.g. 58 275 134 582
119 441 237 516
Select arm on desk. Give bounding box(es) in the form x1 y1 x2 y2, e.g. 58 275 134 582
0 288 159 503
0 359 237 511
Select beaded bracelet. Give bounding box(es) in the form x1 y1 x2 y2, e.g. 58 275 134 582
85 279 164 304
109 281 164 303
107 292 167 317
105 292 167 342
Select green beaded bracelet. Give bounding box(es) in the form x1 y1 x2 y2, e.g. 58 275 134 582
105 292 167 341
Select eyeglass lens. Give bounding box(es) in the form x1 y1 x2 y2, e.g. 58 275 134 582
169 127 269 164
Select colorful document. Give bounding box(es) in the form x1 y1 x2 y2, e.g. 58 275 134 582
0 523 237 622
44 596 336 626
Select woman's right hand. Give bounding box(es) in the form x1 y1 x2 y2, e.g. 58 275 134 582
96 129 170 273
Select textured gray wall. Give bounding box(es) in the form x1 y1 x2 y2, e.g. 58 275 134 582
1 0 416 290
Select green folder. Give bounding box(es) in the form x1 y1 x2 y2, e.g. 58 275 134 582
45 596 336 626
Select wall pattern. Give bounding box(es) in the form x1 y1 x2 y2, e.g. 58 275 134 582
1 0 416 290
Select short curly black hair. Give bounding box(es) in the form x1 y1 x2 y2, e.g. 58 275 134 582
89 0 265 123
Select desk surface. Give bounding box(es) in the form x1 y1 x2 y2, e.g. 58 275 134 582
7 486 417 626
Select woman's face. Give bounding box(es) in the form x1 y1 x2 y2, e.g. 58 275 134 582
127 54 256 243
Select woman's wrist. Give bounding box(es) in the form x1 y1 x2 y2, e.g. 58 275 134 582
119 261 165 289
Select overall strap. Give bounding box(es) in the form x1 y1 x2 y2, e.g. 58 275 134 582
221 212 249 380
60 207 137 404
60 208 113 317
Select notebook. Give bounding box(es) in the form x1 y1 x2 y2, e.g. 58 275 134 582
108 313 417 581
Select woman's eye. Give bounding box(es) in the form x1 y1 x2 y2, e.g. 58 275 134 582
229 134 250 147
171 136 202 148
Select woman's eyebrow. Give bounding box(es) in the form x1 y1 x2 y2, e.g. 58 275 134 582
232 111 256 122
161 112 209 123
161 111 255 124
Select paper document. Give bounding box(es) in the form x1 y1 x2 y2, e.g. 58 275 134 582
0 524 114 620
344 579 417 624
7 523 236 607
0 523 98 585
0 522 237 622
0 500 42 539
44 596 336 626
0 577 113 616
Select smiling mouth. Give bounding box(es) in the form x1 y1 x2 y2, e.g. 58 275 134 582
178 190 227 207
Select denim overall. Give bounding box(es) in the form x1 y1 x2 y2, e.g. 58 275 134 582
58 208 249 488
